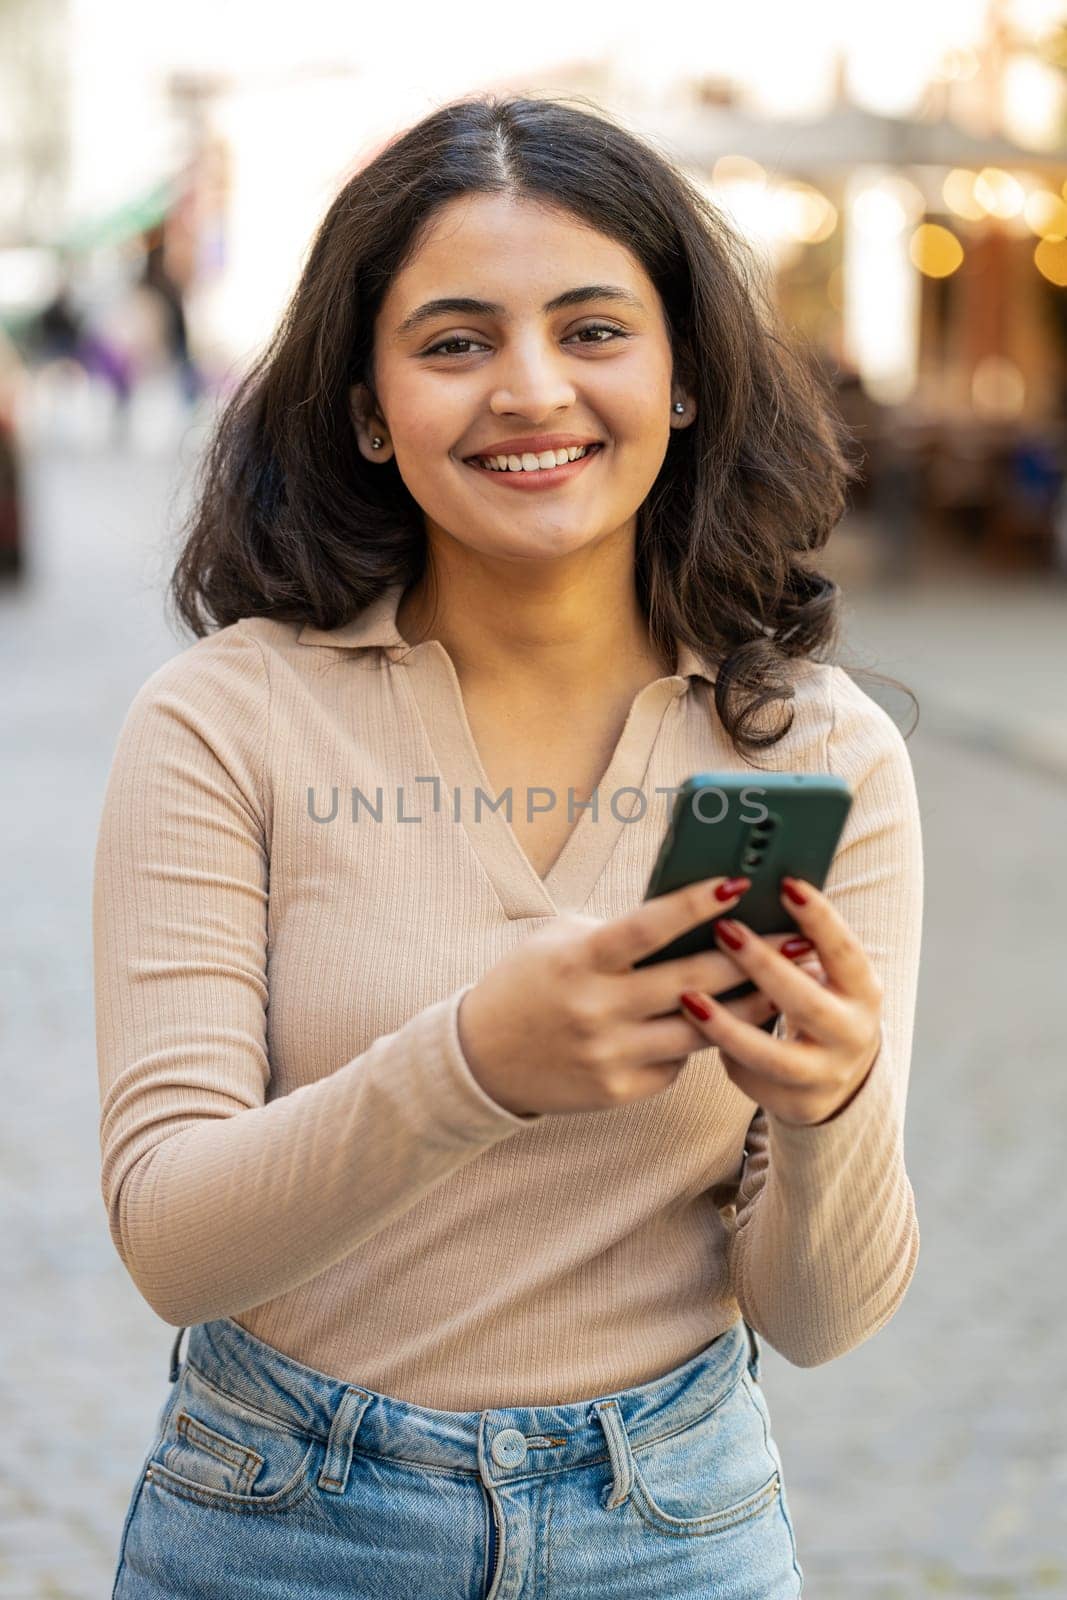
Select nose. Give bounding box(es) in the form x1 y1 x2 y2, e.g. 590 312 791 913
489 332 578 419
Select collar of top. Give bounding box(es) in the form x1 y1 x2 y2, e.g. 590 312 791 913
296 581 716 684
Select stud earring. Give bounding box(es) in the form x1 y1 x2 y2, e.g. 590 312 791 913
371 436 383 448
673 402 685 414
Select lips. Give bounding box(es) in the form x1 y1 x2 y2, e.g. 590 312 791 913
461 441 603 489
463 436 603 463
468 443 601 472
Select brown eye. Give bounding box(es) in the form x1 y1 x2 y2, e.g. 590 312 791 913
422 336 489 357
421 323 629 358
570 323 627 343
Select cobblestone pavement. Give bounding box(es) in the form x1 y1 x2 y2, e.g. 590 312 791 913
2 438 1064 1597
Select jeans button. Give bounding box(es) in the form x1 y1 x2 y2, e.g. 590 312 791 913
491 1428 528 1468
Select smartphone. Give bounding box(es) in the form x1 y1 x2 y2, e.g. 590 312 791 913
633 772 852 1018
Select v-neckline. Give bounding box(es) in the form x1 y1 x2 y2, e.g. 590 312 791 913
396 638 691 920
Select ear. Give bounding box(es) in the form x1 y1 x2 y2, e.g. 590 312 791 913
670 394 697 429
349 382 390 462
670 347 699 429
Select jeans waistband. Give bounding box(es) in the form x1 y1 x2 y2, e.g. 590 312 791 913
172 1315 759 1482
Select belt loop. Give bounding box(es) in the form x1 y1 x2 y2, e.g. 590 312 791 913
744 1320 762 1381
168 1326 187 1384
318 1386 372 1496
592 1399 635 1510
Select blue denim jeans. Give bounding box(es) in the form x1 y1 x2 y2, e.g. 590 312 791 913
112 1312 804 1597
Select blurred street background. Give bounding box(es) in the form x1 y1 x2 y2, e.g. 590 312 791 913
2 2 1066 1596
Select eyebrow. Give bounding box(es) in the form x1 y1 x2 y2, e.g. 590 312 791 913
393 284 647 342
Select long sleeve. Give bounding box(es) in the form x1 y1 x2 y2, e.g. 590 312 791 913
92 626 537 1328
725 664 924 1366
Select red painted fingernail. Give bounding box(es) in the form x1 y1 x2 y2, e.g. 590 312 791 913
715 919 745 950
782 878 808 906
680 992 713 1021
715 876 751 902
781 937 815 958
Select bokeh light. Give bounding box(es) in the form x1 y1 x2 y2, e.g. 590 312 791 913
973 167 1026 219
1001 52 1067 150
933 46 982 81
1024 190 1067 240
910 223 965 277
779 183 838 245
710 155 767 188
943 169 986 222
853 177 925 239
1034 237 1067 285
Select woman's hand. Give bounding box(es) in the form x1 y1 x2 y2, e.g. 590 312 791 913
456 875 824 1119
678 876 883 1126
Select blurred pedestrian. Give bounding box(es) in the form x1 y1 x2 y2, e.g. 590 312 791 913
140 230 201 405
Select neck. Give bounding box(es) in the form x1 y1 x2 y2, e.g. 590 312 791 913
396 549 674 700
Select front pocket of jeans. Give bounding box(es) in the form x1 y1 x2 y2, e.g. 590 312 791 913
146 1361 320 1514
627 1370 782 1537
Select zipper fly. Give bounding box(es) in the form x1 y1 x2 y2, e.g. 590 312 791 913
485 1488 499 1593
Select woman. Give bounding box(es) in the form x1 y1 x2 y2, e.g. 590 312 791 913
94 92 923 1599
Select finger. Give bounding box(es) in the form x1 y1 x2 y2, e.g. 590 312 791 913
589 876 751 974
773 957 830 1043
779 877 883 1005
677 992 815 1087
711 918 845 1046
621 931 818 1021
794 956 828 986
764 952 830 1003
714 986 781 1031
612 1012 731 1067
677 987 782 1032
624 983 780 1065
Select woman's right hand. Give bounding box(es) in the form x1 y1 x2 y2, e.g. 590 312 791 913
456 876 816 1118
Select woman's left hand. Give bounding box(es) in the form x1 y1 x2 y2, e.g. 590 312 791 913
679 877 883 1127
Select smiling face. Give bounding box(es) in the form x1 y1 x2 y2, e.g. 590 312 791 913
351 192 694 569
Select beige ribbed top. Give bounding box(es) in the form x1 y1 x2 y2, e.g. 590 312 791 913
93 581 923 1409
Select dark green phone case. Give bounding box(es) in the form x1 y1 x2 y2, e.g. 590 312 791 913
633 773 853 1010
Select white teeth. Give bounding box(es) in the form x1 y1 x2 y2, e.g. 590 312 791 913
474 444 594 472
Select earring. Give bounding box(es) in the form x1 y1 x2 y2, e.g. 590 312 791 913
371 436 383 448
673 402 685 414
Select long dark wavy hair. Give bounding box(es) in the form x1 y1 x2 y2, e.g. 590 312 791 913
168 91 916 760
